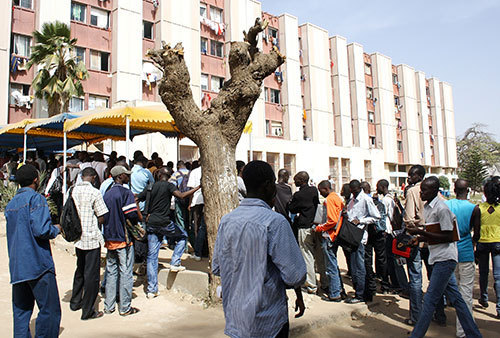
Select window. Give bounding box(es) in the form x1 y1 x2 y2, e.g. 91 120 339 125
397 141 403 152
211 76 224 92
13 0 32 9
368 112 375 123
341 158 350 184
271 121 283 137
284 154 296 178
210 6 223 23
90 50 109 72
364 63 371 75
364 160 372 186
265 120 270 135
143 21 154 39
201 74 208 91
73 47 85 64
392 74 398 85
366 87 373 99
69 97 84 112
9 83 30 105
200 3 207 18
90 7 109 29
264 87 269 102
269 27 278 39
394 96 400 106
200 38 208 54
210 40 223 57
369 136 376 148
12 34 31 57
270 89 280 104
88 95 108 110
71 2 86 23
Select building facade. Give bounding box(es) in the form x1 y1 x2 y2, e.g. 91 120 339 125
2 0 458 189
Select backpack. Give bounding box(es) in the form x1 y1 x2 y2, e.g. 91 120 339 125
48 168 63 197
373 198 387 233
178 171 190 193
60 187 82 242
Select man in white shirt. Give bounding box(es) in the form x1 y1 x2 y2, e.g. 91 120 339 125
345 180 381 304
187 163 205 261
408 176 481 338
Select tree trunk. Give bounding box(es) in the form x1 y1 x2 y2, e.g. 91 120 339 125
149 18 285 302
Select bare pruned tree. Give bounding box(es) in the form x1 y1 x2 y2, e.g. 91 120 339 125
148 18 285 298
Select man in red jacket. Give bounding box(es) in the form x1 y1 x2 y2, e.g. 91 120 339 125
315 180 345 301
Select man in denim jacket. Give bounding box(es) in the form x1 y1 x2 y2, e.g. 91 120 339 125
5 164 62 337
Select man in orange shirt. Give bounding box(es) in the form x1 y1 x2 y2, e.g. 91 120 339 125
315 180 345 301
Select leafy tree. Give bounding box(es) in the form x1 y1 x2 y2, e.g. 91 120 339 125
459 147 488 193
149 19 284 299
27 21 88 117
439 175 450 190
457 123 500 173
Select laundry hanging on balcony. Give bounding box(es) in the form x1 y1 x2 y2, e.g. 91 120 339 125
10 90 33 109
200 17 226 36
142 61 163 90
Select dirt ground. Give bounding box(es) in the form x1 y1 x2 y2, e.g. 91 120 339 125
1 214 500 337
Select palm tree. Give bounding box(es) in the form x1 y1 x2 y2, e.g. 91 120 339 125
27 21 89 117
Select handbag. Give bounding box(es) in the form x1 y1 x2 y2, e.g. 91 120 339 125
336 215 365 252
313 203 327 225
48 168 63 196
392 232 413 258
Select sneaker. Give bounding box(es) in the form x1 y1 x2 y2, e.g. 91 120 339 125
170 265 186 272
190 254 201 261
301 286 317 294
146 292 159 299
345 297 363 304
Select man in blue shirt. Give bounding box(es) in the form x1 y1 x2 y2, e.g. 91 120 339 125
130 156 154 211
213 160 306 338
5 164 62 337
445 179 480 338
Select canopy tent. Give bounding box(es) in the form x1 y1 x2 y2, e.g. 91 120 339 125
64 104 180 162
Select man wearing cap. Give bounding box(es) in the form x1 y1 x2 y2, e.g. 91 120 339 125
102 165 140 316
5 164 62 337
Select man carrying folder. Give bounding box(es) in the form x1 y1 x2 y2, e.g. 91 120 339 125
407 176 481 338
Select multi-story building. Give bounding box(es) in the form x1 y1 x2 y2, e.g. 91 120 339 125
1 0 458 189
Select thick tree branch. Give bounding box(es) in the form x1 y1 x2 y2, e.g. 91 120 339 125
243 18 268 60
147 43 203 143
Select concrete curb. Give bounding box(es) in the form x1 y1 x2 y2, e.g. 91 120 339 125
158 268 209 299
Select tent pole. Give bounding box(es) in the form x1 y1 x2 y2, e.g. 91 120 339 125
63 131 67 201
176 136 180 163
249 132 253 161
126 115 130 164
23 129 27 163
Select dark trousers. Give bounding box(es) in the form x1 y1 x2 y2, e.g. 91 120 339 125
275 322 289 338
364 228 390 295
12 271 61 338
192 204 207 257
385 234 409 290
70 247 101 319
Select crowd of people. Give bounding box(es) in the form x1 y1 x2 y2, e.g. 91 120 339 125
2 149 500 337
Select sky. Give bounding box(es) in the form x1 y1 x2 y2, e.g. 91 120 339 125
260 0 500 140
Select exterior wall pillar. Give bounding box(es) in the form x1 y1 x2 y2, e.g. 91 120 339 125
0 0 13 125
347 43 368 149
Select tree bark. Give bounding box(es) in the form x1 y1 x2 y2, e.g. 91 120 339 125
149 18 285 301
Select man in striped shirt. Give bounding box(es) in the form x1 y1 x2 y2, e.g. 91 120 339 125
102 165 140 316
213 160 306 338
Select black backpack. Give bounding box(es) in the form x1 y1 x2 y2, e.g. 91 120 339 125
60 187 82 242
373 197 387 232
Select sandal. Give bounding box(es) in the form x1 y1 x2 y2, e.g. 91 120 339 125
119 307 140 317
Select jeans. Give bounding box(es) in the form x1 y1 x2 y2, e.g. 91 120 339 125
407 248 423 322
147 223 187 293
455 261 475 337
365 228 389 294
321 237 342 298
105 245 134 314
411 260 482 338
477 242 500 315
350 243 366 299
12 271 61 338
70 247 101 319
